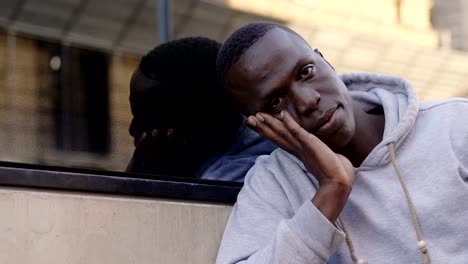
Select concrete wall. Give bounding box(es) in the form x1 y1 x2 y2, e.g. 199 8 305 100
0 187 232 264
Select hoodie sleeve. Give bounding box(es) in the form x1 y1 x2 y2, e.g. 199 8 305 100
215 157 345 264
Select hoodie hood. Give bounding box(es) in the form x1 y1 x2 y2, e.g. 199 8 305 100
342 72 419 167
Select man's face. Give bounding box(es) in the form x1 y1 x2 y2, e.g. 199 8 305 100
130 72 175 128
226 28 355 150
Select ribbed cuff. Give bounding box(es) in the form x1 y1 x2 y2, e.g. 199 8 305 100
287 200 345 261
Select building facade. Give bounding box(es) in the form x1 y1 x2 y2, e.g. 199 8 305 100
0 0 467 172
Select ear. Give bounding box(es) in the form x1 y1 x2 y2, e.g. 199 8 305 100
314 48 335 71
313 48 324 57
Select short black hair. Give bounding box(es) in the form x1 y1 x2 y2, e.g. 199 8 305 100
130 37 222 124
216 22 297 83
139 36 220 83
129 36 241 142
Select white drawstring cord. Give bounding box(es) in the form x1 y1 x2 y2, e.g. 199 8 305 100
338 143 430 264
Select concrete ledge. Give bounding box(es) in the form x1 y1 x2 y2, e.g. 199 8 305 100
0 161 242 204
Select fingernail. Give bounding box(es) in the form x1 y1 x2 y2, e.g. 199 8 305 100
167 128 174 138
151 129 159 138
280 111 284 119
256 113 265 122
137 132 147 144
247 116 256 127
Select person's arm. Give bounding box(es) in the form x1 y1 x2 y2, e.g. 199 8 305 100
247 111 354 222
126 128 196 176
216 158 346 264
126 130 158 173
217 110 355 263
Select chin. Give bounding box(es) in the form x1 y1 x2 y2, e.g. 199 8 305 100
324 138 346 152
327 126 354 152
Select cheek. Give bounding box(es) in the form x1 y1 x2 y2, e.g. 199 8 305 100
285 103 300 119
338 81 351 98
245 100 264 116
342 109 356 140
342 93 353 109
235 98 255 116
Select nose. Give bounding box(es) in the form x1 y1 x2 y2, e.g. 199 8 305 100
290 84 320 117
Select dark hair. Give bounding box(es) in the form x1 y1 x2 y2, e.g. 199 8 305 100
139 36 220 83
129 36 241 143
216 22 297 84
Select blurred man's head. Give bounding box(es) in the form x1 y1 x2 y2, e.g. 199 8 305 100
217 22 356 151
130 37 241 157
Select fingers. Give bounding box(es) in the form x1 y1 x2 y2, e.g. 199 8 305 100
131 128 189 174
156 128 177 150
280 110 334 159
280 110 323 146
279 111 312 141
135 128 177 157
136 131 148 147
247 113 301 155
134 130 156 157
166 128 175 139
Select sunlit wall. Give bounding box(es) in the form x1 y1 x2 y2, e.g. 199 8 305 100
0 0 467 170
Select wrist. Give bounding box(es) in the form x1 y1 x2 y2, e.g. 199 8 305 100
312 182 352 222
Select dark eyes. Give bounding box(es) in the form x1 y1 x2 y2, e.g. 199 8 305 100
271 96 287 109
267 64 313 113
299 64 314 80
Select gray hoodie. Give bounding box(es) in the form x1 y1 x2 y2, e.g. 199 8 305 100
216 73 468 263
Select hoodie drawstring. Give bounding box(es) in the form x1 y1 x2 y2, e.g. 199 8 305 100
338 143 430 264
389 142 430 263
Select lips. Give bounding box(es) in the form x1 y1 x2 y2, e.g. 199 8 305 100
315 106 338 132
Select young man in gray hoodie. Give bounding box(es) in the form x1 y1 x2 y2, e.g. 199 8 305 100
215 22 468 263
